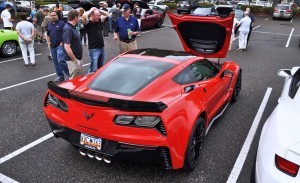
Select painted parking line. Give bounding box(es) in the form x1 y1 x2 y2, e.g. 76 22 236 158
0 53 42 64
265 17 269 20
290 18 293 23
0 133 54 164
0 63 89 92
285 28 294 47
226 87 272 183
0 173 19 183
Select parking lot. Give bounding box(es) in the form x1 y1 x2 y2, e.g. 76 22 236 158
0 14 300 183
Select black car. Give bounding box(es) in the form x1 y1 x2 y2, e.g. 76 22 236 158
176 1 192 14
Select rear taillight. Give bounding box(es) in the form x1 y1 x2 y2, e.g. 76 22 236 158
274 9 278 12
275 154 299 177
285 9 292 13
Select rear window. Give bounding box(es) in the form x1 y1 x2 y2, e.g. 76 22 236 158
276 5 290 10
179 1 189 4
89 57 175 96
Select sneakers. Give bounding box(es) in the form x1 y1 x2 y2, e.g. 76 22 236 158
54 77 64 82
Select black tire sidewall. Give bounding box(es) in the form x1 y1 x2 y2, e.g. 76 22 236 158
184 117 205 170
1 42 16 57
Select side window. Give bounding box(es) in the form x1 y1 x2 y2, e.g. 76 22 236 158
189 59 219 81
289 69 300 99
146 10 153 15
157 2 162 5
173 59 219 84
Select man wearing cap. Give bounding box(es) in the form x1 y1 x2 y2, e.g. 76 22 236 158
113 4 140 54
82 7 109 73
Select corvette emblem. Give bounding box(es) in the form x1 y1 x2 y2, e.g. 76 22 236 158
83 111 94 121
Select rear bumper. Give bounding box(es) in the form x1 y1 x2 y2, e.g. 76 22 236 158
47 118 173 169
273 12 292 19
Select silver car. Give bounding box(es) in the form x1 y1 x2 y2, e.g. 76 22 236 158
273 3 293 20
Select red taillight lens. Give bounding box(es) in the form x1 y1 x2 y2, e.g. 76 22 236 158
275 155 299 177
274 9 278 12
285 9 292 13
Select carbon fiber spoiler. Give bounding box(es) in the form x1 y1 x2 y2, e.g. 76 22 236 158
47 81 167 112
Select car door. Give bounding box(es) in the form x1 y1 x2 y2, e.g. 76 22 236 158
144 9 156 28
174 59 232 120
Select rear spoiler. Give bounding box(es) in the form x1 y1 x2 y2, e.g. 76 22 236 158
47 81 167 112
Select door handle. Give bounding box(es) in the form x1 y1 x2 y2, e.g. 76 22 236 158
184 85 198 93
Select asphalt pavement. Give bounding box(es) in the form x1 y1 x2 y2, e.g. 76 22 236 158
0 14 300 183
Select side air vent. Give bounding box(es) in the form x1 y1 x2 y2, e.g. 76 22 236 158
161 147 172 169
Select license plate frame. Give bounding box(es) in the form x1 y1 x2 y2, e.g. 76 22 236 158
80 133 102 151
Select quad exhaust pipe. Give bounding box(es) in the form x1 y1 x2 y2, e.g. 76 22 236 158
78 148 111 163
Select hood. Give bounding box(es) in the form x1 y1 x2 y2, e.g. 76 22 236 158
168 12 233 58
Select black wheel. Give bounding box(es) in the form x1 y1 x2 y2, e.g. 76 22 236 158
184 117 206 170
156 20 162 28
177 10 181 14
231 70 242 102
250 155 256 183
0 41 17 57
272 17 275 20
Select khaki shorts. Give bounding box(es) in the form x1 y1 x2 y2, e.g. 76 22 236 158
118 40 137 54
66 60 82 79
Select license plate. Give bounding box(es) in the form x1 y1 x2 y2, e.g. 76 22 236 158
80 133 102 150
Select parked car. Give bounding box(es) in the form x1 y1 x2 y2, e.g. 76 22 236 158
67 0 99 9
177 1 192 14
273 3 293 20
0 29 19 57
0 0 15 13
122 0 166 30
15 1 31 12
191 6 217 16
43 12 241 170
252 66 300 182
41 4 74 21
148 0 168 11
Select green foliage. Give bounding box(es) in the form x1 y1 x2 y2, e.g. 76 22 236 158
164 2 177 10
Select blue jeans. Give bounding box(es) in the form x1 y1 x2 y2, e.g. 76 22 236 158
88 48 105 73
51 46 66 80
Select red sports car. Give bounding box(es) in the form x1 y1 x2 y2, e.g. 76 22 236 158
44 12 241 170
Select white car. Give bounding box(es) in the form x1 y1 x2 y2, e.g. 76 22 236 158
253 66 300 182
41 4 74 21
15 1 32 12
148 0 169 10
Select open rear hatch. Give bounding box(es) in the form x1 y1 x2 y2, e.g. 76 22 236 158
168 11 234 58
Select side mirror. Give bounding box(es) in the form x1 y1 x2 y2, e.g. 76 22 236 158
220 70 233 79
277 69 291 77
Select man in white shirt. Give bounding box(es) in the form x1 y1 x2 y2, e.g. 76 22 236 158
1 4 14 30
237 11 251 51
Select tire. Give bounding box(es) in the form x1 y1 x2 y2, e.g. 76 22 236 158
250 155 256 183
0 41 17 57
177 10 181 14
156 20 162 28
231 70 242 102
184 117 206 170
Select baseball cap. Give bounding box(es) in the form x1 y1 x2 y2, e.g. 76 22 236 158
121 4 131 12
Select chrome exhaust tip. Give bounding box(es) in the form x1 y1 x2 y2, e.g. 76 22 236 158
78 148 86 156
103 155 111 164
95 153 103 161
86 151 95 158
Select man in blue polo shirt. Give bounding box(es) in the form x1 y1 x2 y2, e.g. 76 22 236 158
47 10 69 82
113 4 140 54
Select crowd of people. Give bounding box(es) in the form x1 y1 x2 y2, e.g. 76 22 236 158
5 2 141 82
2 2 255 82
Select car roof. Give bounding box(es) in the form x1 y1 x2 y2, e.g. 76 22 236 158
125 49 197 62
